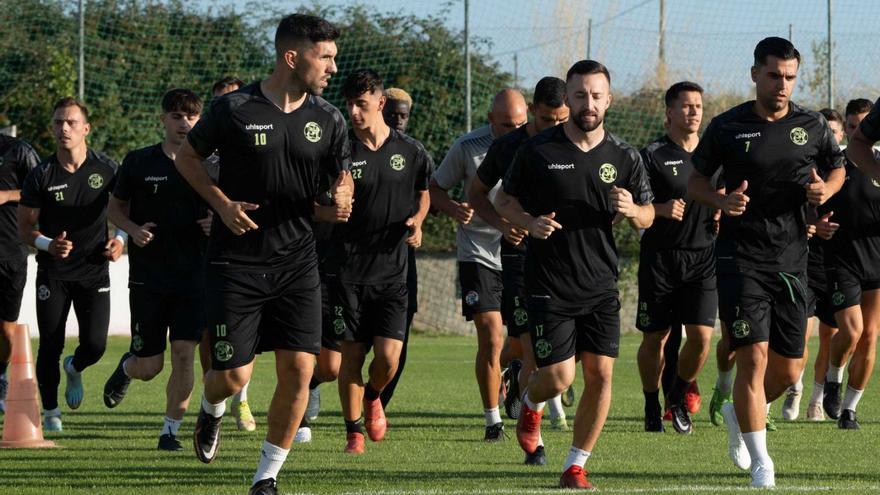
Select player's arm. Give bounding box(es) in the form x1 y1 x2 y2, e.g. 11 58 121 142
0 189 21 205
848 127 880 179
108 197 156 248
175 140 258 235
468 177 526 245
494 190 560 240
429 141 474 224
17 205 72 259
614 152 655 230
406 190 431 248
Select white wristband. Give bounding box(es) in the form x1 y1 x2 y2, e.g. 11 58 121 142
35 235 52 252
115 231 128 245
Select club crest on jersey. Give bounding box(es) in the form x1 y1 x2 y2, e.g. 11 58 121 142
88 173 104 189
732 319 750 339
465 290 479 306
304 122 322 143
790 127 808 146
37 285 50 301
390 154 406 171
599 163 617 183
214 341 234 362
535 338 553 359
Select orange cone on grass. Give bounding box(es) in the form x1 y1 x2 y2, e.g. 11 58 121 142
0 324 56 448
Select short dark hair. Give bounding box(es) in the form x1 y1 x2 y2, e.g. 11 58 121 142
819 108 843 124
211 76 244 95
533 77 566 108
664 81 703 107
565 60 611 85
844 98 874 118
161 88 203 115
53 97 89 122
753 37 801 67
275 14 339 57
341 69 384 100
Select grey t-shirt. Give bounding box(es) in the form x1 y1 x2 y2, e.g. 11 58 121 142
433 125 502 270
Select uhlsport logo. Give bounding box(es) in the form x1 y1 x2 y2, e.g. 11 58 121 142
390 154 406 171
304 122 322 143
535 338 553 359
732 319 750 339
465 290 479 306
37 285 50 301
790 127 808 146
88 173 104 189
214 341 234 362
599 163 617 183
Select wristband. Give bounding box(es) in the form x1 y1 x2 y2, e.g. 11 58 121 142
115 231 128 245
35 235 52 252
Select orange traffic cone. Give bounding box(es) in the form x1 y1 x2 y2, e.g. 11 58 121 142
0 324 57 448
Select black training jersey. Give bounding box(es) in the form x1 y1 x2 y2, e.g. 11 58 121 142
831 154 880 239
859 97 880 142
503 126 653 310
640 135 716 251
186 82 351 271
327 129 432 284
0 136 40 260
20 149 118 280
477 125 531 255
692 101 844 273
114 144 209 292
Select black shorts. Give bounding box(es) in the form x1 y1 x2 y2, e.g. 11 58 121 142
828 264 880 313
501 254 529 337
129 286 205 357
458 261 502 320
329 280 408 343
406 247 418 314
320 278 341 352
807 261 836 327
718 268 809 358
206 262 322 371
636 246 717 332
528 292 621 367
0 258 27 322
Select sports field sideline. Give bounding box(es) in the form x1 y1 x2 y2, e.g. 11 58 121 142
1 333 877 495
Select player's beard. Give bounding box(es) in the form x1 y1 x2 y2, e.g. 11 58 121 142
573 110 603 133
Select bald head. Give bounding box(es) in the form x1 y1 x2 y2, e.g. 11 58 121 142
488 88 528 137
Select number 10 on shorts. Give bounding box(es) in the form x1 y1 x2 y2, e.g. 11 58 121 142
216 324 227 337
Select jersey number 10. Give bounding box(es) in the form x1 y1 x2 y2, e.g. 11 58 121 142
254 133 267 146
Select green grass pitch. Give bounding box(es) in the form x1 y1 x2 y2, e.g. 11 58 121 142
1 333 878 494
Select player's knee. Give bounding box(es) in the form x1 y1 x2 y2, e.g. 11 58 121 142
141 360 164 380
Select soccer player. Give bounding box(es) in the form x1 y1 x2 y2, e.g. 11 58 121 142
794 107 844 422
820 98 880 429
637 81 717 434
174 14 352 495
0 132 40 413
688 37 844 488
468 77 571 442
101 89 207 451
497 60 655 489
212 76 244 99
18 97 124 432
327 70 431 454
429 88 527 441
382 87 412 135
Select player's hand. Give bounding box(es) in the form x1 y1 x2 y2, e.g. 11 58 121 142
104 237 123 261
722 181 749 216
528 212 562 239
132 222 157 247
313 203 351 223
655 198 686 221
712 209 722 235
48 231 73 259
219 201 259 235
814 211 839 240
805 168 830 206
609 186 638 218
331 170 353 209
501 221 527 245
452 201 474 224
806 223 816 240
405 217 423 248
197 210 213 236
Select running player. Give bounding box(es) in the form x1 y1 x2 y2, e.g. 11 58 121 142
174 14 352 495
688 37 844 487
18 97 124 432
497 60 654 489
101 89 207 451
0 132 40 413
468 77 571 441
821 98 880 429
429 88 527 441
637 81 717 434
328 69 431 454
